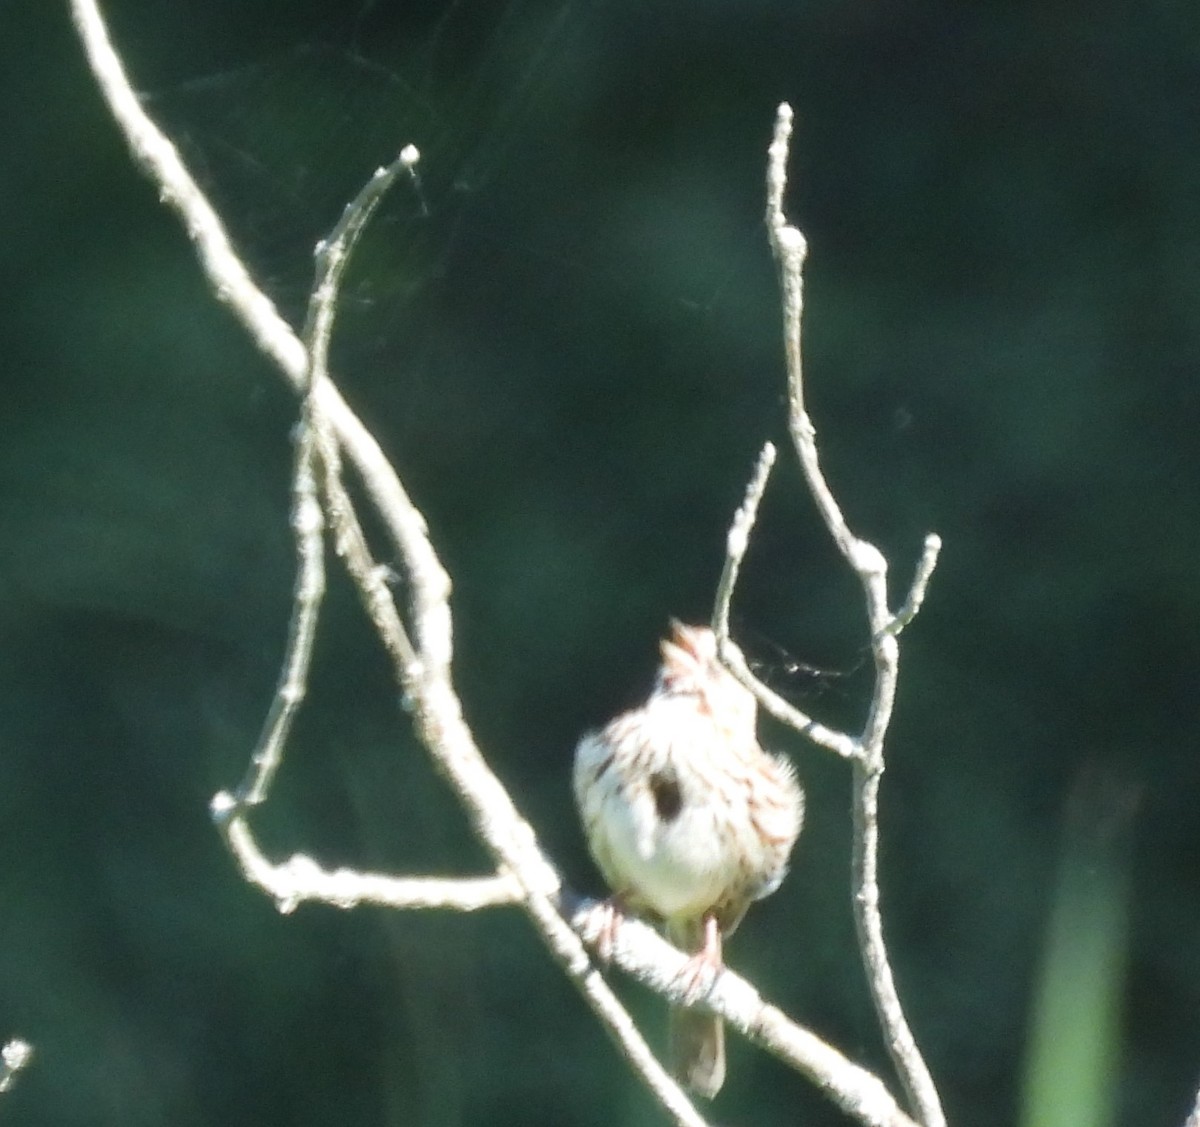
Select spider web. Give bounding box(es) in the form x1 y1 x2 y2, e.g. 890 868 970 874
124 0 786 556
136 0 596 328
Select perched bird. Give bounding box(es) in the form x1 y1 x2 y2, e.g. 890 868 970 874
573 621 804 1097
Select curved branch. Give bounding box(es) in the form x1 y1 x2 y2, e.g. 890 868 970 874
68 5 708 1123
762 102 946 1127
713 441 862 762
68 8 945 1124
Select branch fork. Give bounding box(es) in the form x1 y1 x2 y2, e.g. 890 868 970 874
69 7 944 1121
713 103 944 1127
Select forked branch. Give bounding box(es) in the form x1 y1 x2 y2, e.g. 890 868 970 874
71 5 941 1122
69 5 704 1123
714 104 944 1127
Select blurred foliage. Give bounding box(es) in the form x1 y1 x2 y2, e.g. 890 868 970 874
1021 767 1134 1127
3 1 1200 1125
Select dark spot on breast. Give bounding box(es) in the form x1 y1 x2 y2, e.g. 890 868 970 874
591 752 614 784
650 771 683 822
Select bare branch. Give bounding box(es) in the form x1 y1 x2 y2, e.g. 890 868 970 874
237 427 325 804
69 7 947 1123
210 795 521 911
302 146 422 381
884 533 943 638
238 146 423 807
713 442 862 761
573 902 920 1127
66 0 444 671
752 101 946 1127
715 440 777 606
294 146 712 1127
68 5 713 1122
211 799 520 912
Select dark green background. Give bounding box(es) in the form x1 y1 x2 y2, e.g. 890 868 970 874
3 1 1200 1124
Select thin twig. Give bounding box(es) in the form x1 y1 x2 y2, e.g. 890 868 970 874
64 0 442 667
291 144 712 1127
302 146 421 378
884 533 942 637
237 426 325 804
211 797 522 911
238 148 421 806
68 9 711 1120
713 441 862 761
300 146 427 673
715 441 777 601
69 7 942 1123
763 101 945 1127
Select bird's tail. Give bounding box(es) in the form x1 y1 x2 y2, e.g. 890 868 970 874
667 916 725 1098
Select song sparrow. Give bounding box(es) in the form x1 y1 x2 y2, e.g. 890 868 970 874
573 621 804 1097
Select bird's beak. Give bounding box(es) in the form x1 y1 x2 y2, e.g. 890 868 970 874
659 620 707 677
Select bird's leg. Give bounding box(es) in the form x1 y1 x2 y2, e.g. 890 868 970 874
673 914 723 1004
593 893 633 965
